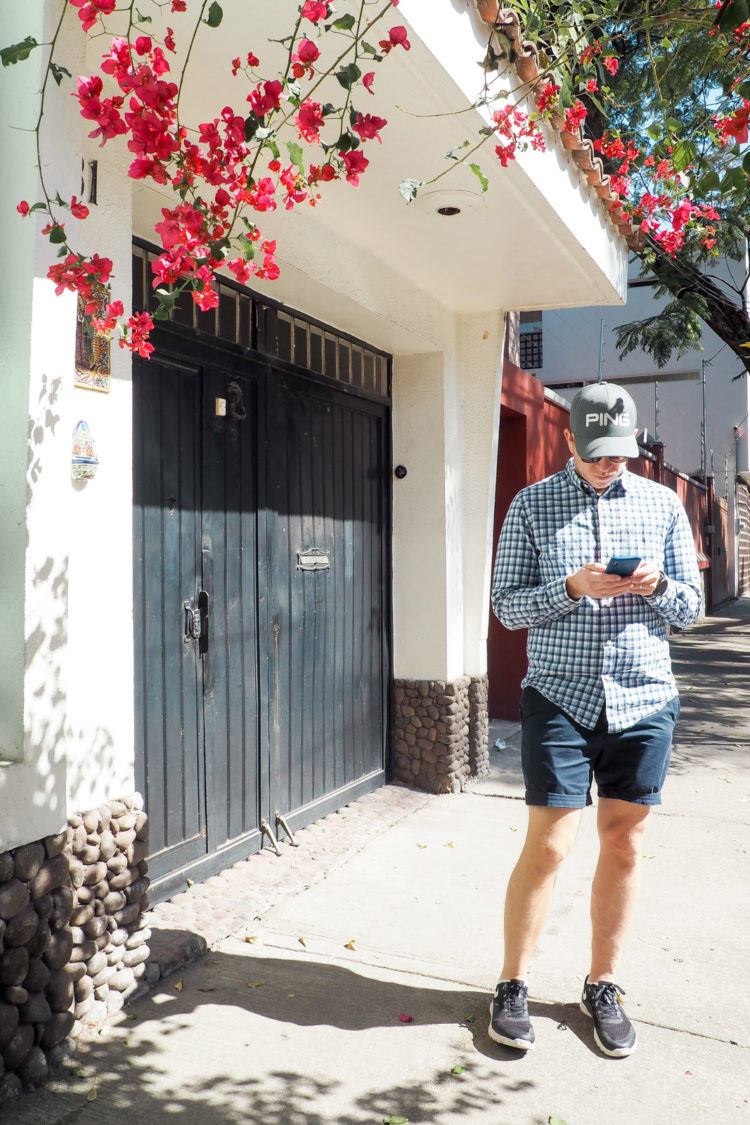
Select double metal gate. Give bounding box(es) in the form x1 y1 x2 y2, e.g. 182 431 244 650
133 324 390 899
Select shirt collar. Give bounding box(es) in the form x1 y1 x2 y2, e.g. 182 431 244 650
564 457 630 497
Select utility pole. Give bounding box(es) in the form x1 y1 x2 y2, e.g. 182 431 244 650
597 319 605 382
654 380 660 442
701 358 708 482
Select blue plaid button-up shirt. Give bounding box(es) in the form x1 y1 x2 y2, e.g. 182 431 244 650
491 460 702 731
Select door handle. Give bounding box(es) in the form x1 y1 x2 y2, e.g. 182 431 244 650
184 600 202 642
184 591 209 648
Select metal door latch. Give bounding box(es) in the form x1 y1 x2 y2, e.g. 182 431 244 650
184 600 202 642
259 818 282 856
275 812 299 847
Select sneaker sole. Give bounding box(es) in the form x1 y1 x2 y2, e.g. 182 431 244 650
487 1001 535 1051
579 1001 637 1058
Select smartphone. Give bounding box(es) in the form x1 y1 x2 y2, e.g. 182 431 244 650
605 556 641 577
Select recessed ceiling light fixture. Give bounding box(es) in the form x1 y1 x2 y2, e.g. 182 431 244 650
413 188 485 217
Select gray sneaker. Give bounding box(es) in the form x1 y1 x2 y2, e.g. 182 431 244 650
580 976 637 1057
488 979 535 1050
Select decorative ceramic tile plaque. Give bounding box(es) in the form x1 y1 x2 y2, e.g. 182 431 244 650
74 285 111 392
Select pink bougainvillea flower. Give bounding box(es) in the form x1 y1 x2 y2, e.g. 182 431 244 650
586 78 599 93
342 149 369 186
362 71 375 95
70 196 90 219
398 1014 413 1023
248 79 284 119
296 99 325 143
134 35 152 56
603 55 619 76
164 27 176 53
564 99 587 133
17 201 30 217
171 0 186 11
291 37 320 78
69 0 116 33
353 112 388 143
300 1 329 23
379 25 411 53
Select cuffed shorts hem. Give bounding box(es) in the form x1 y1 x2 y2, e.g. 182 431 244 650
596 787 662 806
525 790 592 808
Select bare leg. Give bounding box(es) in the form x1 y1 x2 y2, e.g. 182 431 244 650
501 806 582 980
588 798 651 982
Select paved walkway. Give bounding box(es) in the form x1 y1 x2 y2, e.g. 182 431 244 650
9 603 750 1125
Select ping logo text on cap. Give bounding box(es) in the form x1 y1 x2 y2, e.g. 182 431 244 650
585 412 632 427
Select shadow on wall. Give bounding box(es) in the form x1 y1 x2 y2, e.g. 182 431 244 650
0 375 67 848
10 947 557 1124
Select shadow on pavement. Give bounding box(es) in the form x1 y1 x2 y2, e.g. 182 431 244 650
11 948 549 1125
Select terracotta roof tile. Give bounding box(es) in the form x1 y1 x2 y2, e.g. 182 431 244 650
469 3 639 247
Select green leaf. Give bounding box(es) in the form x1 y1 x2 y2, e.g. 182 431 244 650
0 36 39 67
205 2 223 29
548 1117 569 1125
332 14 356 31
450 1064 466 1075
335 131 358 153
244 116 258 141
399 178 423 204
286 140 305 171
361 41 379 56
699 170 721 194
335 62 361 91
50 62 71 86
469 162 489 192
383 1118 409 1125
48 225 67 245
135 8 152 23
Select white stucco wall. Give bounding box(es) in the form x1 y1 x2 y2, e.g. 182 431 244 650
0 1 135 848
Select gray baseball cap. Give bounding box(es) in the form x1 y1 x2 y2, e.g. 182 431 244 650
569 382 639 459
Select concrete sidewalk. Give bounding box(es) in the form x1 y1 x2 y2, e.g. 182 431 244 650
9 603 750 1125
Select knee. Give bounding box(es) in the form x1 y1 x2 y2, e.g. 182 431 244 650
599 822 646 867
525 833 573 875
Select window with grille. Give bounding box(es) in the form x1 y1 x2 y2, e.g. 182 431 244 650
519 311 543 370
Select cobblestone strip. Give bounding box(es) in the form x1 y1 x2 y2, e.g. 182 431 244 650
143 785 434 990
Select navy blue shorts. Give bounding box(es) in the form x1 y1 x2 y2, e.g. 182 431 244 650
520 686 680 808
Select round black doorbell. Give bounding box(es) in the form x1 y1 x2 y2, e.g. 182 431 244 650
394 465 407 479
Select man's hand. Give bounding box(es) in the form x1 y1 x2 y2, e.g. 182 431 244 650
619 560 662 598
566 561 662 601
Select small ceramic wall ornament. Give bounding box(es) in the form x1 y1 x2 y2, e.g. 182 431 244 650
72 420 99 481
74 284 111 393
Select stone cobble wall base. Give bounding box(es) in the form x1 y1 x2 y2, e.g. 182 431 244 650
392 677 472 794
468 674 490 778
0 794 149 1103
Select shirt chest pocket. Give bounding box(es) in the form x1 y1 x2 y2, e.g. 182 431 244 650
606 524 666 569
538 527 594 581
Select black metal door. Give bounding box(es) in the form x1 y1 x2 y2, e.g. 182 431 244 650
265 371 388 832
134 328 389 896
133 354 208 882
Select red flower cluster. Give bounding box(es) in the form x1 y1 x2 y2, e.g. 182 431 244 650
69 0 115 33
492 106 545 167
47 252 113 312
353 112 388 143
715 100 750 144
564 100 587 134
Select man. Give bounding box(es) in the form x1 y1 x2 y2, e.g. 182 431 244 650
489 381 701 1058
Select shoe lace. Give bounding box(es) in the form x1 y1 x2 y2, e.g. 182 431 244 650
589 981 624 1011
500 980 528 1014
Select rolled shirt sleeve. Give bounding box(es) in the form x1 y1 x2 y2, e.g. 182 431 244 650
491 493 581 630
